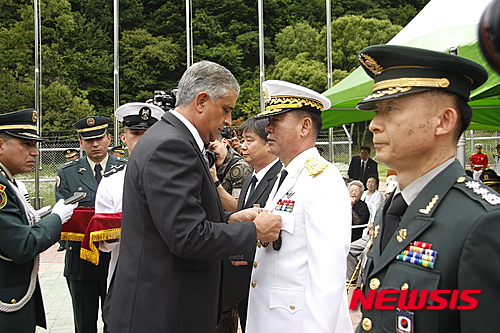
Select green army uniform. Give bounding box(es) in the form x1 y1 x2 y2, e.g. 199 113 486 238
354 45 499 332
55 116 126 333
0 166 61 332
0 109 63 332
216 146 253 199
357 161 500 332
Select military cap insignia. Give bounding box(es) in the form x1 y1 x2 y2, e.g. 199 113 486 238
32 110 38 122
304 158 328 176
262 84 270 102
419 195 439 214
87 118 95 126
359 53 384 76
140 107 151 121
0 184 7 209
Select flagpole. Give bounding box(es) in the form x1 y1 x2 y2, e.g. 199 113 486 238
186 0 192 68
113 0 119 145
258 0 264 112
34 0 42 208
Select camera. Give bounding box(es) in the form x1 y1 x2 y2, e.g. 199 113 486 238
479 0 500 73
220 126 234 140
151 89 178 111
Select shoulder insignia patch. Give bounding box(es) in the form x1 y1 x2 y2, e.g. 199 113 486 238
0 184 7 209
230 166 242 179
104 164 125 177
464 180 500 205
304 158 328 176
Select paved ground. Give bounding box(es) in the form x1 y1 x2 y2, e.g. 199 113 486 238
35 243 361 332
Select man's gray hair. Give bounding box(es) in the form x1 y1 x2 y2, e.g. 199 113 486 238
175 61 240 107
348 180 365 192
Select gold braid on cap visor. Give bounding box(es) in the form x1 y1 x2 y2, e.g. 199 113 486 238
362 77 450 101
0 125 37 131
75 124 109 133
260 96 323 116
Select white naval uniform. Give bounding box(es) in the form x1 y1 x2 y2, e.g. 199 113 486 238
246 148 353 333
95 166 125 289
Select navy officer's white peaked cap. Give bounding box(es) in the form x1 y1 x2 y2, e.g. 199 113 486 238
256 80 331 118
115 102 165 130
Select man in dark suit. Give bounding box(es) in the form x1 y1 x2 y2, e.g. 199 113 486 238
354 45 500 332
0 109 76 333
55 116 126 333
103 60 281 333
223 117 281 332
348 145 378 187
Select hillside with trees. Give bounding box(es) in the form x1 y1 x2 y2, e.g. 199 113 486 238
0 0 429 142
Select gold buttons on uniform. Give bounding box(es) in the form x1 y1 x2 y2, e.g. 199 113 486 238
401 283 409 290
69 247 73 250
253 261 258 268
362 318 372 331
257 241 262 248
11 299 17 304
290 305 295 310
369 278 380 290
251 281 256 288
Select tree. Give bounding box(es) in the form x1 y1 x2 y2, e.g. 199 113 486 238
274 22 320 63
318 15 402 72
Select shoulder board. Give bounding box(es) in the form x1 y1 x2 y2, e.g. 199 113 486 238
104 164 126 177
304 158 328 176
454 176 500 207
59 158 82 170
115 157 128 163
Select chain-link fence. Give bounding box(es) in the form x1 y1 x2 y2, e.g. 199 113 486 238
15 129 500 207
316 126 352 176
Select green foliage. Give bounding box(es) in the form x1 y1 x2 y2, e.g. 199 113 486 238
320 15 402 72
0 0 430 136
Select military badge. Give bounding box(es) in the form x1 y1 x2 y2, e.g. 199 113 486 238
140 107 151 121
275 199 294 212
359 53 384 76
0 184 6 209
396 308 414 333
86 117 95 126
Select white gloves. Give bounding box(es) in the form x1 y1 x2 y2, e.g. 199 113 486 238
52 199 78 224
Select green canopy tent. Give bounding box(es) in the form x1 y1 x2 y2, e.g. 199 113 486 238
322 0 500 131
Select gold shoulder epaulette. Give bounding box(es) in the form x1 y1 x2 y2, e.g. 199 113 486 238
304 158 328 176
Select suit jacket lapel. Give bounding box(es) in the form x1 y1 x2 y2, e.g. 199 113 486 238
238 175 253 211
246 161 281 208
79 158 98 192
163 112 225 217
370 161 463 275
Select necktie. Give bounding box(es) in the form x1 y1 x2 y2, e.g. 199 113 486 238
94 164 102 184
380 193 408 251
247 175 258 201
361 160 365 180
273 169 288 251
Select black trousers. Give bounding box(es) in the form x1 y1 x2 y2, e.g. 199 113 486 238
66 278 107 333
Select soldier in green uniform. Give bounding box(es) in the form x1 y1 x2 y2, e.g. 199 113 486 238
354 45 500 332
209 133 253 213
55 116 126 333
0 109 76 332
